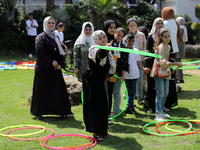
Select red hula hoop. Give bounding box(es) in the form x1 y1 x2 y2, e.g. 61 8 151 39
155 121 200 136
41 134 97 149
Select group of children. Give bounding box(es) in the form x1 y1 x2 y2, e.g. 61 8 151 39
54 16 184 141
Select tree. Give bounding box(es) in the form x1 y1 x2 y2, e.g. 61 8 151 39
46 0 56 12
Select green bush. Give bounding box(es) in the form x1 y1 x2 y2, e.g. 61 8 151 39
191 23 200 44
195 4 200 19
191 22 200 31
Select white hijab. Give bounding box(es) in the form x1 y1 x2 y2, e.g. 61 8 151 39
88 30 116 74
74 22 94 46
176 17 188 42
149 17 164 41
43 16 65 55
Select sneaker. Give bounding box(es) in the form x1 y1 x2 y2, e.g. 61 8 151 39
147 108 153 114
160 112 170 118
123 94 126 99
154 114 164 121
163 106 170 112
176 83 182 92
66 112 74 117
108 120 113 125
110 112 118 117
29 53 33 57
125 107 136 114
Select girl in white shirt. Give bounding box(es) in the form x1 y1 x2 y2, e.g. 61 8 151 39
55 22 68 51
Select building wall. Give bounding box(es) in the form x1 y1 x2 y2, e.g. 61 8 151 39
159 0 199 22
177 0 199 22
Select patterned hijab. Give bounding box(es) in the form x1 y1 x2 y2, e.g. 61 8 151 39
74 22 94 46
149 17 164 41
88 30 116 74
161 7 174 20
43 16 65 55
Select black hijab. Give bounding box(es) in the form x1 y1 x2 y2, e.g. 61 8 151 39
103 20 117 42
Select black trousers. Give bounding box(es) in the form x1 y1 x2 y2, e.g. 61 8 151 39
28 35 36 54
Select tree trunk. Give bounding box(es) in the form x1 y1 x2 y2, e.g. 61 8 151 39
46 0 56 12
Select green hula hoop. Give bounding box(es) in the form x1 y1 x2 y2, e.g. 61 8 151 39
81 75 128 120
142 120 192 136
0 125 45 137
165 120 200 133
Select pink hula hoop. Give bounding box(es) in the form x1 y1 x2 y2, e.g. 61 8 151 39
41 134 97 150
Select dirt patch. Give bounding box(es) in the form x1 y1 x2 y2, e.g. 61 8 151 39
183 63 200 77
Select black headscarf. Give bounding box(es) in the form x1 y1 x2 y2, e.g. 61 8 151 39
103 20 117 42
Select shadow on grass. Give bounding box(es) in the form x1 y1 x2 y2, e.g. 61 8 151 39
99 134 143 150
178 90 200 100
33 116 84 129
170 107 197 119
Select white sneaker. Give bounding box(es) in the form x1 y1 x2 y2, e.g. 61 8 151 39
154 114 164 121
147 108 152 114
160 112 170 118
163 106 170 112
29 53 33 57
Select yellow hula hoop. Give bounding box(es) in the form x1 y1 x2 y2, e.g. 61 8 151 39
165 120 200 133
0 125 45 137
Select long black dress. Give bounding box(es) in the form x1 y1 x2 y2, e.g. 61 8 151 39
31 32 71 116
144 35 156 111
82 49 110 136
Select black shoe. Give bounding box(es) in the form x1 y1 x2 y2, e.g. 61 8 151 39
66 112 74 117
179 79 185 83
36 115 43 120
125 107 136 114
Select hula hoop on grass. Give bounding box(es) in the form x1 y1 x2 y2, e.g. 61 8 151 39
40 134 97 149
142 120 192 136
0 125 45 137
164 120 200 135
6 127 55 141
81 74 128 120
155 121 191 135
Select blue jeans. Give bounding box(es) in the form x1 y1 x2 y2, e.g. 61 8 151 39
125 79 137 108
112 78 122 113
154 76 169 114
136 68 144 100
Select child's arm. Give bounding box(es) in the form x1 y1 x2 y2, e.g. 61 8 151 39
62 42 68 51
137 61 144 70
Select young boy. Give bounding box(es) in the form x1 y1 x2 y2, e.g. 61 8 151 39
124 33 144 114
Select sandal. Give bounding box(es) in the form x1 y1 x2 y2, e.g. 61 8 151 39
93 134 104 142
138 100 144 106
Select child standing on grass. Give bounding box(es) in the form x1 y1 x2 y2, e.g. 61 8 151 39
111 27 126 117
124 33 144 115
150 28 183 121
55 22 68 52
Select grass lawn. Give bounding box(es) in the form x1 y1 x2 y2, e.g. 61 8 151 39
0 53 200 150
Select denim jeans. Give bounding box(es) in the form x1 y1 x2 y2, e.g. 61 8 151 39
154 76 169 114
125 79 137 108
112 78 122 113
136 68 144 100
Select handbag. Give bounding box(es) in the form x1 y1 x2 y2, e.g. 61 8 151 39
156 61 171 78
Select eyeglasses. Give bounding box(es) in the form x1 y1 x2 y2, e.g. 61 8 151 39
156 23 163 25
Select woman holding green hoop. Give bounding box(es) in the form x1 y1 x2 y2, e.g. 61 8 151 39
82 30 116 141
